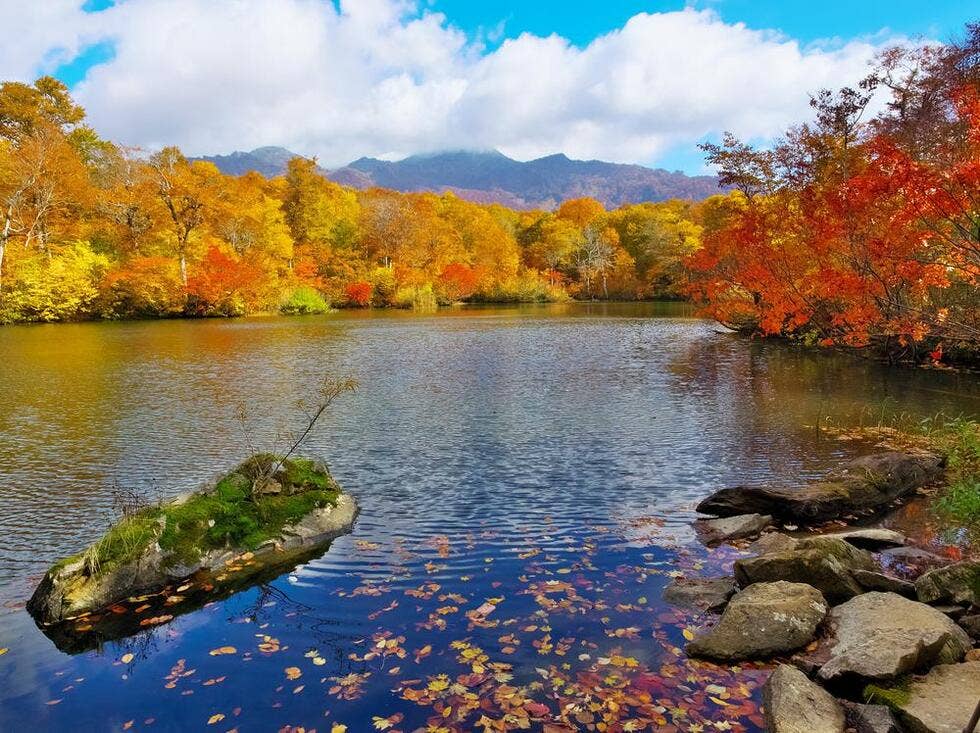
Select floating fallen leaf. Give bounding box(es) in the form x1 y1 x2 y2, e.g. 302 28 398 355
207 713 225 725
120 653 134 664
209 646 236 656
284 666 302 680
682 628 695 641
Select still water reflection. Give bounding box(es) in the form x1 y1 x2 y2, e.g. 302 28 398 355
0 303 977 730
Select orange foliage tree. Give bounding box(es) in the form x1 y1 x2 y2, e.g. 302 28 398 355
688 29 980 363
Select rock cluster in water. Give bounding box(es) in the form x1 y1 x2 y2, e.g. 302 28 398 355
27 455 358 630
665 451 980 733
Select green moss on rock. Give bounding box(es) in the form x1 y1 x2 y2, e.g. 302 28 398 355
864 678 912 709
71 456 340 576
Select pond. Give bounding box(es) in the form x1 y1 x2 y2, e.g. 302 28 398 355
1 302 978 731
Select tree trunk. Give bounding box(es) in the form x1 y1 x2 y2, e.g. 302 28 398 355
179 252 188 287
0 205 12 296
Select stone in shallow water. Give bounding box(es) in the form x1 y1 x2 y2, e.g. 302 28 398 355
851 569 916 597
915 560 980 607
693 513 773 545
877 661 980 733
816 592 971 682
820 528 906 550
686 581 828 662
662 576 735 611
696 452 944 521
735 536 876 604
762 664 845 733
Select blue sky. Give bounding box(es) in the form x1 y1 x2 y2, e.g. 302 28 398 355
22 0 980 172
430 1 978 48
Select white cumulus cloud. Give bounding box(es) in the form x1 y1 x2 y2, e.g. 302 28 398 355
0 0 906 168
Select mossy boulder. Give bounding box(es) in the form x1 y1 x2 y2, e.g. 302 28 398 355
27 456 357 625
914 561 980 608
734 536 876 604
685 581 829 661
868 662 980 733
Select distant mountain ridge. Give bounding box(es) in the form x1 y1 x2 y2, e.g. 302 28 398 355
194 147 724 208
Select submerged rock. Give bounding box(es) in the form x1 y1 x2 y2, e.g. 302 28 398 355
662 576 735 611
762 664 845 733
696 452 944 522
873 661 980 733
915 560 980 607
851 569 916 597
735 536 876 604
816 592 970 682
686 581 828 661
693 513 773 545
27 456 358 626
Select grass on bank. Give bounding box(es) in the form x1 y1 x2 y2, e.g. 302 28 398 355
927 418 980 526
823 413 980 528
63 456 340 577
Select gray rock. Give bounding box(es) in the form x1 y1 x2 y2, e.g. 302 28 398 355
662 576 735 612
915 561 980 607
840 702 901 733
762 664 845 733
851 569 916 597
749 532 799 555
878 546 947 566
696 452 944 522
958 614 980 640
694 513 773 545
820 528 907 550
686 581 828 661
816 592 971 682
881 661 980 733
735 536 876 604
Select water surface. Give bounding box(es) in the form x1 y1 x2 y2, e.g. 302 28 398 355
1 303 977 731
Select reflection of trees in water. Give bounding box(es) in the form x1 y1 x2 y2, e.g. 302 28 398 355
240 582 365 674
663 334 980 483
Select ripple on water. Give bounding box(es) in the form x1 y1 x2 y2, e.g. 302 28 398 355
0 304 978 731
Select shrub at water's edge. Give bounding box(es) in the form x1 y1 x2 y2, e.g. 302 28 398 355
927 418 980 527
28 455 357 626
279 285 330 315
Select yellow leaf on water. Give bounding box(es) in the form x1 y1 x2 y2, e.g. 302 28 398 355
120 653 134 664
709 696 730 706
0 648 9 656
207 713 225 725
682 628 695 641
331 725 348 733
209 646 237 656
285 666 302 680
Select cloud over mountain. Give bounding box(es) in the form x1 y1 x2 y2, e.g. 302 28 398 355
2 1 905 168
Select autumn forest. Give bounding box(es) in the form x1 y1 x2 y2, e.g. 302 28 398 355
1 28 978 366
